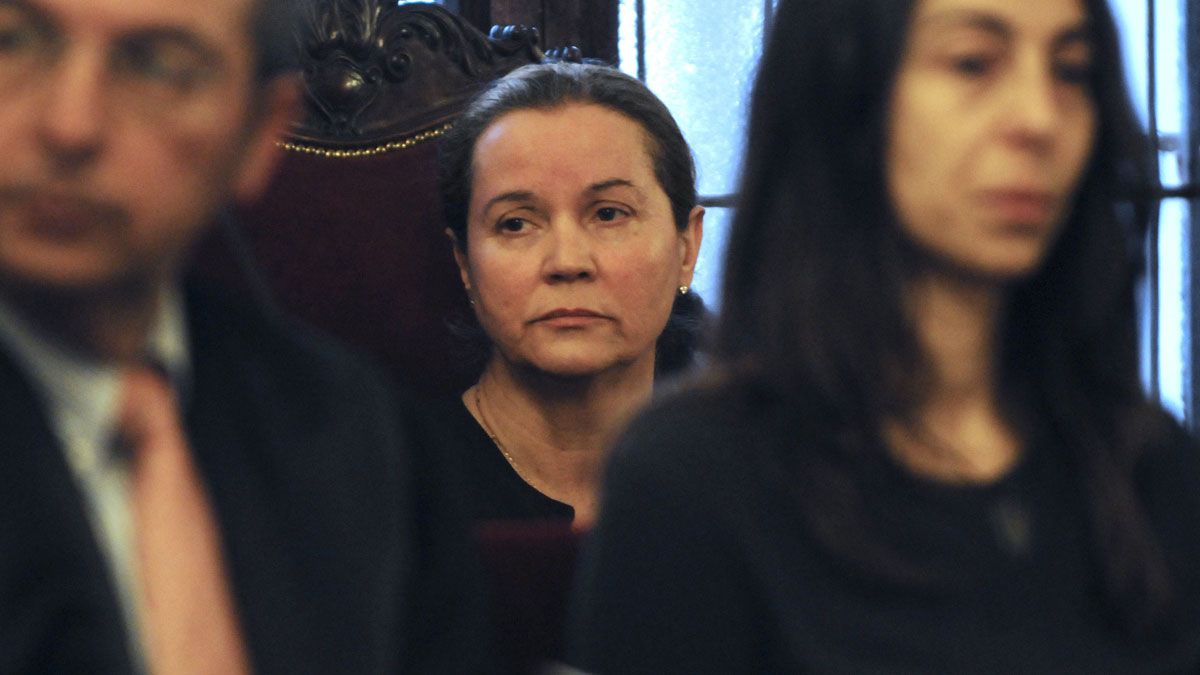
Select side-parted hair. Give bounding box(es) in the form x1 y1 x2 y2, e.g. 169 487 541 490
440 62 697 243
439 62 706 378
718 0 1174 631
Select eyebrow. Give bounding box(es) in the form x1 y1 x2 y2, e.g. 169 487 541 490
480 179 645 214
587 178 638 194
917 11 1093 50
480 190 536 215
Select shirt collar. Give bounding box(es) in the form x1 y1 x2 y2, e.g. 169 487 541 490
0 287 192 468
147 286 192 400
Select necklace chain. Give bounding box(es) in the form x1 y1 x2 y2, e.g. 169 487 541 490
473 386 541 490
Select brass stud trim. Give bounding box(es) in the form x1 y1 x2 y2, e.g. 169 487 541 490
276 123 452 158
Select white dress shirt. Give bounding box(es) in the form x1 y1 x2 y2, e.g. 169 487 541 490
0 288 191 673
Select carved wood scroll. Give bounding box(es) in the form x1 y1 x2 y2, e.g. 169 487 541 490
290 0 547 148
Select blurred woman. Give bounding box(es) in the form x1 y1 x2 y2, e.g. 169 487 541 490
569 0 1200 671
429 63 704 528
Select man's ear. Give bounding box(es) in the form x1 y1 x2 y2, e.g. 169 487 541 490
446 228 473 294
232 75 302 202
678 205 704 288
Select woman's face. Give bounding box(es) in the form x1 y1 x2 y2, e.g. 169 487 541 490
455 102 702 378
886 0 1097 281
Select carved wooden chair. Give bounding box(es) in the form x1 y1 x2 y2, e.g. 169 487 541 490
191 2 584 672
193 1 547 397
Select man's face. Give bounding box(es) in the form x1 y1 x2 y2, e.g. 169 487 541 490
0 0 289 296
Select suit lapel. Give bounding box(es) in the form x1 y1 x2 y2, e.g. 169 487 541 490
181 289 310 674
0 348 135 673
180 286 407 674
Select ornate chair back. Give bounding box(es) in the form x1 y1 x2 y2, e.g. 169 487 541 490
192 1 547 396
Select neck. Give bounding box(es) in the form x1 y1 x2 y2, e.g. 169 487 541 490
0 280 163 363
910 272 1004 405
888 271 1020 482
468 354 656 527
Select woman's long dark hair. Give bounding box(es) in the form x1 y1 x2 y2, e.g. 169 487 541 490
717 0 1174 631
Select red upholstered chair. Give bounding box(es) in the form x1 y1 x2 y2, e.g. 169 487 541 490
476 520 582 674
189 3 587 672
190 1 547 397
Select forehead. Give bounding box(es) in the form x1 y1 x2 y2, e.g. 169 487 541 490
473 103 656 185
910 0 1089 35
9 0 257 52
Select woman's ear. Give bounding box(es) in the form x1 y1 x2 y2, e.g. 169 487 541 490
678 206 705 288
446 228 472 295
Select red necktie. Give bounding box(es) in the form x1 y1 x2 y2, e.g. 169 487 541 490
120 367 251 675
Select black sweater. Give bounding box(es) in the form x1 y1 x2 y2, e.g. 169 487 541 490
568 386 1200 674
415 396 574 523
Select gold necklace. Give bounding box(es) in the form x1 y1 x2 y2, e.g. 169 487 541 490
473 386 541 491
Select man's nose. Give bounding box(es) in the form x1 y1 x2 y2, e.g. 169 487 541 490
36 51 108 172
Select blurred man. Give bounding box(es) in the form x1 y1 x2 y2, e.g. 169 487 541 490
0 0 421 671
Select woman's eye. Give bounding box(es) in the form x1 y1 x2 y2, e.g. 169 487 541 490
595 207 628 223
498 217 528 233
1053 60 1092 86
951 54 994 78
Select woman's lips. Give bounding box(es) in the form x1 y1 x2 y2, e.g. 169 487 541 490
977 190 1056 226
533 308 610 327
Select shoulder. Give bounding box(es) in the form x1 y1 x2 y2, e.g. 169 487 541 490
605 376 794 512
1134 408 1200 515
617 376 790 466
183 283 412 495
403 394 481 490
409 394 475 438
185 283 407 424
405 394 490 473
186 284 387 388
570 379 792 673
1132 408 1200 631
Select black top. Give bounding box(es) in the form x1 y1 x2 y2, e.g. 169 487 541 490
568 386 1200 674
415 396 574 522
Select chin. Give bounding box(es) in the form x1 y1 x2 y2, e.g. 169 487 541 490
519 345 648 380
923 242 1053 285
975 249 1056 282
527 358 619 379
0 258 116 293
0 249 148 300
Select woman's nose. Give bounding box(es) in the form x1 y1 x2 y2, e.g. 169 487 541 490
543 221 597 282
999 54 1059 151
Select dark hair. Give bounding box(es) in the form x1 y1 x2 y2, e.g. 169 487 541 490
718 0 1174 631
441 62 697 242
439 62 706 378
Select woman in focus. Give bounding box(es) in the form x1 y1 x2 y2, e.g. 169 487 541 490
428 63 704 528
568 0 1200 671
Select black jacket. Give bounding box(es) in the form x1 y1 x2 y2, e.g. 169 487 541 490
0 285 416 674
